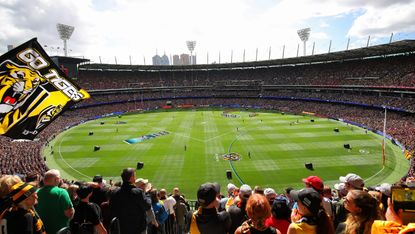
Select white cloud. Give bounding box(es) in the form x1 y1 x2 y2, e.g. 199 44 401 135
0 0 414 64
348 1 415 38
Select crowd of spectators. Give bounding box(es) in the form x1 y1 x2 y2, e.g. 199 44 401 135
2 167 415 233
77 55 415 89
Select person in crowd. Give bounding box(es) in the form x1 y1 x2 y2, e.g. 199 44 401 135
335 190 380 234
228 184 253 234
36 169 74 234
172 187 189 234
235 193 281 234
334 173 365 227
266 196 292 234
0 179 46 234
264 187 278 206
219 183 237 212
285 187 295 209
90 174 108 206
148 189 168 234
70 184 107 234
287 188 335 234
67 183 80 207
254 185 264 195
372 197 415 233
109 168 155 234
160 188 176 234
322 185 336 220
375 183 392 214
185 182 231 234
292 176 333 222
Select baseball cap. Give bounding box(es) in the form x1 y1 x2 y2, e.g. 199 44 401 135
290 188 322 215
227 183 237 193
239 184 252 199
8 182 37 205
302 175 324 192
375 183 391 197
264 188 277 197
339 173 364 189
135 178 149 187
197 182 220 207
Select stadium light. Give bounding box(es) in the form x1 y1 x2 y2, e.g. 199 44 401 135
297 28 311 56
186 41 196 65
56 23 75 57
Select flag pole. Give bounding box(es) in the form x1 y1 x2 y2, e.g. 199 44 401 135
382 107 387 166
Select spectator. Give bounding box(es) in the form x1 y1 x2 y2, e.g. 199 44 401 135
36 169 74 234
148 189 168 234
0 181 46 234
109 168 153 234
292 176 333 222
372 197 415 233
228 184 252 234
285 187 295 209
185 182 231 234
287 188 335 234
70 184 107 234
334 173 365 227
264 187 278 206
173 188 188 234
90 174 108 206
219 183 237 212
161 188 176 234
335 190 380 234
235 193 281 234
266 197 292 234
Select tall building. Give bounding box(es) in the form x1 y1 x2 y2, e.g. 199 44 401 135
161 54 169 65
180 54 190 65
172 55 180 65
152 54 162 65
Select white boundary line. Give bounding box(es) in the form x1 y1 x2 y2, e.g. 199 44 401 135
57 129 92 179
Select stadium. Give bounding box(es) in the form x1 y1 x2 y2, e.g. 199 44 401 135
1 6 415 233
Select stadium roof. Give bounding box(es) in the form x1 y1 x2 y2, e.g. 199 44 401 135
51 56 90 65
79 40 415 72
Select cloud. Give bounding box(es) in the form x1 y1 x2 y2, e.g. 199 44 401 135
347 1 415 37
0 0 414 63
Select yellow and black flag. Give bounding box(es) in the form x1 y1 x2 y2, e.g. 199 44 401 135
0 38 89 140
405 150 413 160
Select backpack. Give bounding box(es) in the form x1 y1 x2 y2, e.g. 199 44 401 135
154 203 169 225
70 203 96 234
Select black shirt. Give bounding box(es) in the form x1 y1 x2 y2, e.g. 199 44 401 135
71 201 101 226
109 183 151 234
228 201 248 234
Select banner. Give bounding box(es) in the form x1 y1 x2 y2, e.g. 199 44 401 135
0 38 89 140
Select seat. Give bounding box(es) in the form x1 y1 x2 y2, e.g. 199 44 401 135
109 217 120 234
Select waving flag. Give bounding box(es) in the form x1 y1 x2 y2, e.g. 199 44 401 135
0 38 89 140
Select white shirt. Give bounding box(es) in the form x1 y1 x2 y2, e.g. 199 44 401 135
164 196 177 215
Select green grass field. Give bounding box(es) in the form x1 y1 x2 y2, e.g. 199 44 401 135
44 108 409 199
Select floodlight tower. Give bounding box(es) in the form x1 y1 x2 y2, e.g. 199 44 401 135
297 28 311 56
56 23 75 57
186 41 196 65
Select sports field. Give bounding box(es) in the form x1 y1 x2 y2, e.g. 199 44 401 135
45 109 408 199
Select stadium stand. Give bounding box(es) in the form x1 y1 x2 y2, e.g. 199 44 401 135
1 41 415 233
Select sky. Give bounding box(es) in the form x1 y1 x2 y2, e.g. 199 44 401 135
1 0 415 65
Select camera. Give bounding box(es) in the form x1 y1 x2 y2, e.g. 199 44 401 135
391 186 415 224
392 186 415 210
